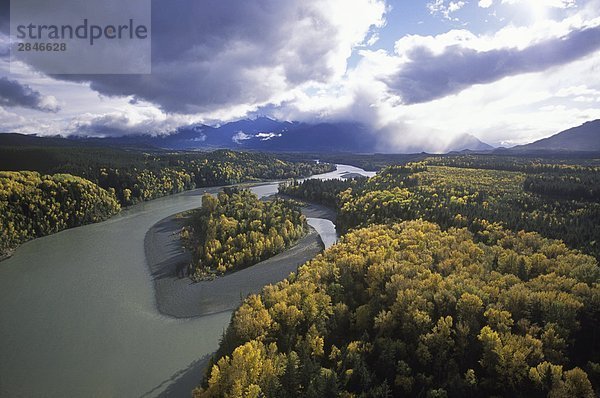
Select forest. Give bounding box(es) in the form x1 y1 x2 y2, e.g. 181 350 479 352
279 177 368 209
275 153 427 172
182 188 307 278
0 145 332 259
0 145 334 206
281 160 600 260
0 171 120 259
196 154 600 397
194 220 599 397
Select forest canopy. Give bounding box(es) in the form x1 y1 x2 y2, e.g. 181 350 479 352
0 145 334 207
200 155 600 397
0 171 120 258
0 147 332 258
195 220 599 397
281 161 600 260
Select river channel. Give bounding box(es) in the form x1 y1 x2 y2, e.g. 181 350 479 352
0 164 373 397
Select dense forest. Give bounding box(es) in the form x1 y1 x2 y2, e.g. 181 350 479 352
0 171 120 258
0 145 334 206
280 177 368 208
275 153 427 172
195 220 599 397
280 161 600 260
426 155 600 173
0 145 332 259
182 188 307 278
196 155 600 397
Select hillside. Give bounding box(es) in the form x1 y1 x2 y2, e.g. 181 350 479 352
508 120 600 153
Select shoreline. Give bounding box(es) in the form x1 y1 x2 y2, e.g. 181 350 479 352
144 203 329 319
0 178 297 265
0 164 371 398
0 249 14 262
273 193 338 221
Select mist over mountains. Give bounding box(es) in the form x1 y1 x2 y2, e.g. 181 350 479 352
67 117 494 153
3 118 600 155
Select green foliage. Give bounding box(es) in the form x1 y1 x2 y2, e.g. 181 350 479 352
425 155 600 173
523 174 600 202
283 160 600 259
275 153 428 171
0 171 120 257
0 147 332 257
183 188 307 277
91 151 334 206
196 220 599 397
279 177 368 208
0 145 334 206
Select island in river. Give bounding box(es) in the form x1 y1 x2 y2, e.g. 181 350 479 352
145 199 336 319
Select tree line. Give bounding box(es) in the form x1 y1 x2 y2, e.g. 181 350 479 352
0 146 333 258
523 174 600 202
0 145 335 206
280 161 600 260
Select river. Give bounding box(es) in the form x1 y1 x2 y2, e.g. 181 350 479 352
0 164 372 397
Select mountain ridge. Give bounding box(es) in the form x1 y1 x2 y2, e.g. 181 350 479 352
2 117 498 154
505 119 600 153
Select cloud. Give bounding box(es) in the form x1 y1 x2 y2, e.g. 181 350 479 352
385 24 600 104
68 108 191 137
478 0 493 8
501 0 577 8
232 131 251 144
267 11 600 152
2 0 599 153
0 33 9 58
21 0 386 114
427 0 466 20
256 132 282 140
0 77 60 112
378 48 600 149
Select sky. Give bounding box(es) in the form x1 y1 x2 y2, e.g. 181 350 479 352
0 0 599 151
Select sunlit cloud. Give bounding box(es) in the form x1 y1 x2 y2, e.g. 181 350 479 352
0 0 599 152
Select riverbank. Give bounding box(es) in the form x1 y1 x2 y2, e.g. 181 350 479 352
0 180 287 266
0 164 370 398
145 214 324 318
0 248 14 262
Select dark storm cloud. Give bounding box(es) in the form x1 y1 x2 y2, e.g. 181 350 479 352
0 77 59 112
18 0 364 114
387 25 600 104
71 113 139 137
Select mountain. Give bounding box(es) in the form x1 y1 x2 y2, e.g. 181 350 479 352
447 133 494 152
508 120 600 153
0 118 496 154
114 117 381 153
230 121 376 152
107 118 492 153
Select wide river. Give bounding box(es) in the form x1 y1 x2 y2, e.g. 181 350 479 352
0 164 374 398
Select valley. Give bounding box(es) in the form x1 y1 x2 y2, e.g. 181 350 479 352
0 164 367 397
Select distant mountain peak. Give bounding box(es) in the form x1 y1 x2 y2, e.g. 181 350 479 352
447 133 494 152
